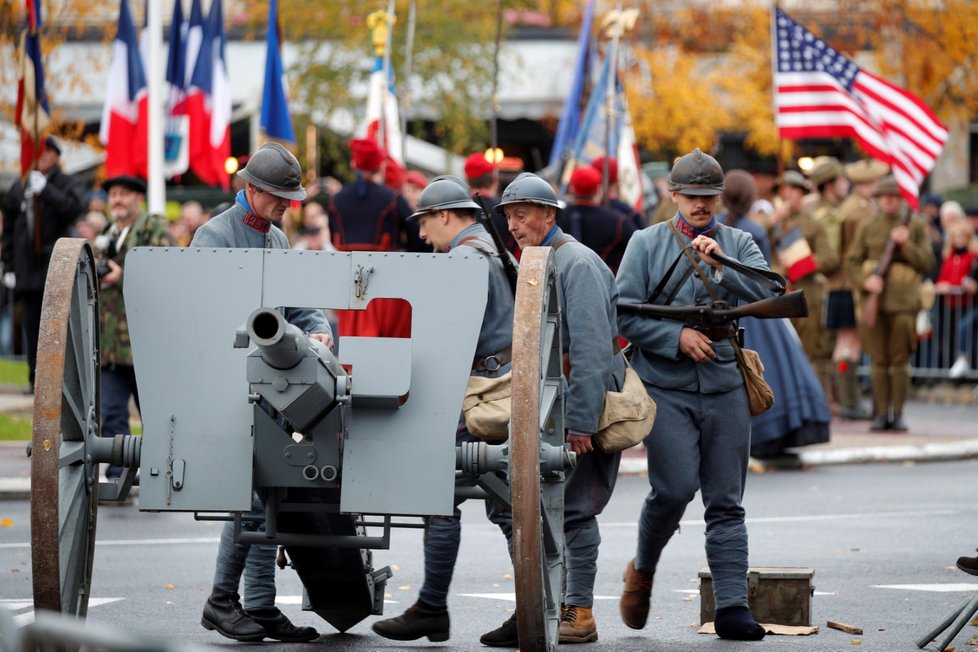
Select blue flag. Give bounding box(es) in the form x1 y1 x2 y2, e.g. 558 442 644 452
548 0 594 172
260 0 295 143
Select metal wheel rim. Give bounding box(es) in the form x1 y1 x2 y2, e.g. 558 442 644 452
510 246 565 652
31 238 100 616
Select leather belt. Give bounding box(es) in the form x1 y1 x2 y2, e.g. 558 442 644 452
472 346 512 373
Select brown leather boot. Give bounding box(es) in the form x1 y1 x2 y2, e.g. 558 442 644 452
620 559 653 629
559 605 597 643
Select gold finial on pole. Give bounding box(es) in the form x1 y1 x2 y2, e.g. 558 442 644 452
367 10 395 57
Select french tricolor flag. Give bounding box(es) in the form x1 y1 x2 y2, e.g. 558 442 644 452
16 0 51 177
777 226 818 284
99 0 148 179
186 0 230 190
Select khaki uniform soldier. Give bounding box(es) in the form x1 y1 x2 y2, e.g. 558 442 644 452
845 176 934 432
809 158 871 419
769 170 839 405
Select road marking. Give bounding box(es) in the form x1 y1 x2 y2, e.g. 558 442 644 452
600 508 962 528
4 598 124 626
874 583 978 592
458 593 618 601
0 536 220 550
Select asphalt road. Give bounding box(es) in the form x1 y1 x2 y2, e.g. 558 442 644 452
2 460 978 651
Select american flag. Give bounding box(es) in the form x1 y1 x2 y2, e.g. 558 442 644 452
773 7 947 209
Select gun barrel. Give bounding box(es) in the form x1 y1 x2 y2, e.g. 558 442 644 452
247 308 309 370
617 290 808 324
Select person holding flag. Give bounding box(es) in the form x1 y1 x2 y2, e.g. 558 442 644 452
2 137 84 392
767 170 839 409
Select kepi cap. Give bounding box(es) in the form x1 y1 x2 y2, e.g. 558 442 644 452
464 152 496 180
569 166 602 197
590 156 618 184
350 138 385 173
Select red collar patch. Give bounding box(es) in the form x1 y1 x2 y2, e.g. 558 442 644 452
676 216 715 239
242 212 270 233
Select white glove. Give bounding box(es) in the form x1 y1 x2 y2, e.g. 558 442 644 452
2 272 15 289
28 170 47 194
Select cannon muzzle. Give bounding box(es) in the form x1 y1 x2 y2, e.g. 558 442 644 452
247 307 321 370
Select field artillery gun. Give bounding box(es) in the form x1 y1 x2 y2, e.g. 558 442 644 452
27 238 570 651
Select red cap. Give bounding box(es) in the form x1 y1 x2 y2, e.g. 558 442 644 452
350 138 385 173
405 170 429 189
384 155 405 190
464 152 496 180
591 156 618 184
569 166 602 197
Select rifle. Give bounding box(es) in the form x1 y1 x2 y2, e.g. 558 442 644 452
860 207 912 328
617 289 809 326
473 192 519 294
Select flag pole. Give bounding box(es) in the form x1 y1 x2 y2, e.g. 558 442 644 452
400 0 416 165
378 0 395 156
771 3 786 184
603 0 624 206
28 0 42 254
147 0 164 214
489 0 503 181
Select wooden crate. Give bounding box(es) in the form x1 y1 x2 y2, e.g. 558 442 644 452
699 567 815 626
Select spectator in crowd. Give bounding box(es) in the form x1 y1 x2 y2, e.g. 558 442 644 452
402 170 429 211
591 155 644 229
941 220 978 379
95 175 174 481
559 165 636 274
178 201 207 246
72 211 107 244
1 136 85 391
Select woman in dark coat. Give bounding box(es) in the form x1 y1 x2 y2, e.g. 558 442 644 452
722 170 830 458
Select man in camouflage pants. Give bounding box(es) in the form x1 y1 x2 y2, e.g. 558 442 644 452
95 176 174 480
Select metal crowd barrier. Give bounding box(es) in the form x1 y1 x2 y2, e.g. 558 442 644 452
913 289 978 381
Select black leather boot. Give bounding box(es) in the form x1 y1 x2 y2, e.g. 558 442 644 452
480 613 519 647
869 414 890 431
200 590 266 642
889 412 908 432
372 600 450 642
245 606 319 642
957 556 978 576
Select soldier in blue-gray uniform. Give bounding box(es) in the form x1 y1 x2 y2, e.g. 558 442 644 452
496 172 625 644
192 143 331 644
616 149 777 641
371 176 517 646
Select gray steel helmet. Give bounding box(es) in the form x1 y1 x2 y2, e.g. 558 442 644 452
494 172 561 215
408 176 481 220
236 142 307 201
668 148 725 196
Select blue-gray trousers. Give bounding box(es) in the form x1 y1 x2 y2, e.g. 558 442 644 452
564 447 621 608
635 385 751 610
419 418 513 609
212 496 277 609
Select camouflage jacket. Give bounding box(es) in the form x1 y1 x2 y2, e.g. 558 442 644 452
99 213 174 366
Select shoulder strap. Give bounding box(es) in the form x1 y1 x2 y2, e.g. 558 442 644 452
551 234 575 251
669 220 786 295
457 234 497 256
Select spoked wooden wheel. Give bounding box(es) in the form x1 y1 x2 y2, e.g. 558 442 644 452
31 238 101 616
510 246 567 652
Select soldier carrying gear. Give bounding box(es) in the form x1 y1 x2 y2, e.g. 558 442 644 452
236 142 308 202
667 148 725 196
845 175 934 432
